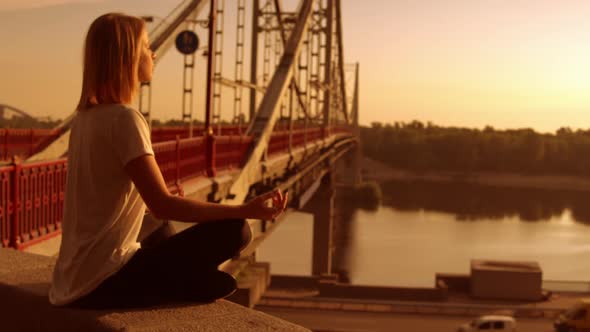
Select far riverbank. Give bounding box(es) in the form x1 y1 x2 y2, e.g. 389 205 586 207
362 156 590 192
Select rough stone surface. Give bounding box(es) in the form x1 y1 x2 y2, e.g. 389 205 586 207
0 248 310 332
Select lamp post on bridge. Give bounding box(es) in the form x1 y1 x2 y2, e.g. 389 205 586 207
204 0 217 177
140 14 207 138
142 1 217 177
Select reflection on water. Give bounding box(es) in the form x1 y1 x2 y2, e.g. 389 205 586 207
257 180 590 288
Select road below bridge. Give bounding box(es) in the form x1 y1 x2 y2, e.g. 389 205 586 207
258 307 557 332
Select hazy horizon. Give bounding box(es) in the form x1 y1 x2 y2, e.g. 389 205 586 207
1 0 590 134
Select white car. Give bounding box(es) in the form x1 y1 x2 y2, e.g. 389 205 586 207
457 315 517 332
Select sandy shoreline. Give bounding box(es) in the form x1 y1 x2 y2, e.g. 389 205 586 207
361 156 590 192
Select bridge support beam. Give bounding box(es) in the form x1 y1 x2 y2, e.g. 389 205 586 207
302 172 335 276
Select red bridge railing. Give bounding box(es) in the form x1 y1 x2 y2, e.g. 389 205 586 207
0 124 345 161
9 159 68 249
0 165 13 248
0 126 252 161
0 126 352 249
150 125 249 143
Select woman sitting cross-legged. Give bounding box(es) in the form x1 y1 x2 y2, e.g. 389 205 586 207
49 12 287 309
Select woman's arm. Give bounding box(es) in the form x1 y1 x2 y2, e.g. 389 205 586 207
124 154 287 223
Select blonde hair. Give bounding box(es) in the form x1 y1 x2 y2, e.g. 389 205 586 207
77 13 146 110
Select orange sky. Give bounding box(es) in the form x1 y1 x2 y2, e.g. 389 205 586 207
1 0 590 133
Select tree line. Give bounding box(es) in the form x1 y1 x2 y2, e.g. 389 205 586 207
379 179 590 223
361 121 590 176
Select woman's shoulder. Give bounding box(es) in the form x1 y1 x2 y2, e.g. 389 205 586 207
97 103 138 114
92 104 143 122
109 104 149 128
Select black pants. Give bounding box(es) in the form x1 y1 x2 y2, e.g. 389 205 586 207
71 219 251 309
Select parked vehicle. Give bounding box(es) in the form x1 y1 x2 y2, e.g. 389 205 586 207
457 315 517 332
554 298 590 332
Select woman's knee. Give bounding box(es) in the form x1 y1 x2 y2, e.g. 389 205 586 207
226 219 251 252
186 218 251 253
239 220 252 251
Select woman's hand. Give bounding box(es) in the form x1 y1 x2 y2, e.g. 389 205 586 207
242 189 288 220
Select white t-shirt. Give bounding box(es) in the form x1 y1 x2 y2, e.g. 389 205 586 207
49 104 154 306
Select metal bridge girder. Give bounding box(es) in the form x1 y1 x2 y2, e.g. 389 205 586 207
225 0 315 205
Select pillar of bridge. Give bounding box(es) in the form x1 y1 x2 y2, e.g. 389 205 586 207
301 172 335 276
335 147 362 186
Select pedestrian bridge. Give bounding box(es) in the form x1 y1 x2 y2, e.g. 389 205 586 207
0 1 360 328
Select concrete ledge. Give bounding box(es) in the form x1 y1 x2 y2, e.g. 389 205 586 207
0 248 310 332
228 262 271 308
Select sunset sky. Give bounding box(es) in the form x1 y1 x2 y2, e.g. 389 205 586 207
1 0 590 133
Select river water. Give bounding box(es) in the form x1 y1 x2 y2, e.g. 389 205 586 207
257 180 590 288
